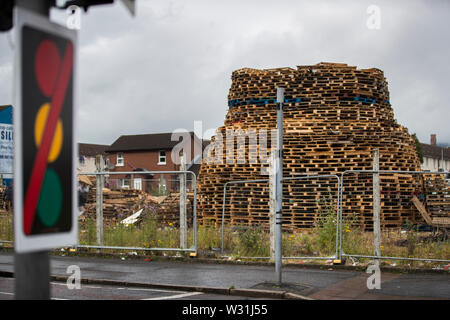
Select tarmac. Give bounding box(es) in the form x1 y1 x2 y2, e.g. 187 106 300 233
0 252 449 300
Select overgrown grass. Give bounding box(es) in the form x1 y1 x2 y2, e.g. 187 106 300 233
0 213 13 242
1 208 449 268
235 225 270 257
79 210 179 249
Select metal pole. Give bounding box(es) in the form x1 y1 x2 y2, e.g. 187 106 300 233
192 172 198 253
180 153 187 249
15 251 50 299
96 155 104 247
372 149 381 267
275 87 284 285
339 172 344 261
221 183 227 255
269 150 276 262
14 0 53 300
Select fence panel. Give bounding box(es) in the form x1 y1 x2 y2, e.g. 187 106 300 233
77 170 197 254
338 170 450 264
220 175 341 261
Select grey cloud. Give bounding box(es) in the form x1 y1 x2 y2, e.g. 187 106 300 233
0 0 448 145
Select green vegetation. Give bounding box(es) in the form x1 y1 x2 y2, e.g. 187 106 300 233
149 185 170 197
0 214 13 242
235 226 269 257
1 207 448 268
412 133 424 164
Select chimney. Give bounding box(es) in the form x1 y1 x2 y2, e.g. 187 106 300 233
430 134 437 146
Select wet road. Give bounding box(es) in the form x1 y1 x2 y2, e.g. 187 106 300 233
0 277 269 300
0 253 448 300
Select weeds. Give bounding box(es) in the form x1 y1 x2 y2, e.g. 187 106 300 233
1 209 448 268
314 191 346 256
405 221 418 257
196 220 221 251
0 214 13 242
235 225 269 257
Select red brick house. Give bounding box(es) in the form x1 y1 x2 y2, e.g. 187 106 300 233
105 132 204 193
78 143 109 173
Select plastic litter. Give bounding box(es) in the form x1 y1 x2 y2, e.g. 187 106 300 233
120 208 144 226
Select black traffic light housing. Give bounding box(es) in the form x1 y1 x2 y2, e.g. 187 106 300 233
0 0 14 31
59 0 114 12
0 0 123 32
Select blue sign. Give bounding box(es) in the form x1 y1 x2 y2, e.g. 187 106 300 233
0 105 13 185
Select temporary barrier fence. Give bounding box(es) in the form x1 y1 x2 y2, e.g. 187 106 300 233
338 170 450 263
220 174 341 261
77 170 198 253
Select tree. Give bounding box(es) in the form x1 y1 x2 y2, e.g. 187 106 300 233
412 133 424 164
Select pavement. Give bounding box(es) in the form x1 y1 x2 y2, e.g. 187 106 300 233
0 252 449 300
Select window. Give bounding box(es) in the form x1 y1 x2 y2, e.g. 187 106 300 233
116 153 124 166
158 151 166 165
121 178 130 189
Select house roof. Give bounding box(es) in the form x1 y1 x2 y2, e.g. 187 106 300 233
106 132 201 153
420 143 450 161
202 139 211 149
188 163 201 176
78 143 109 157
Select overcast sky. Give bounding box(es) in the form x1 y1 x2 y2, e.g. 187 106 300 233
0 0 449 146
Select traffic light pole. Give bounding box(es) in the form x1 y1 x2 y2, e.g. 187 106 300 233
14 0 52 300
15 251 50 299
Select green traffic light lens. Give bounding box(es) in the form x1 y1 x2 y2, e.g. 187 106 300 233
37 168 63 227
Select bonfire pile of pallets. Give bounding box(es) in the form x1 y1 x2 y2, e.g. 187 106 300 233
197 62 446 230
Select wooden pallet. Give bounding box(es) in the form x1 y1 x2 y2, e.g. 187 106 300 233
82 188 194 226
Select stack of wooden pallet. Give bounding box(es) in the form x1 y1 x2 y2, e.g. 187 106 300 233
83 188 154 221
157 192 194 227
197 62 442 230
82 188 194 227
422 173 450 218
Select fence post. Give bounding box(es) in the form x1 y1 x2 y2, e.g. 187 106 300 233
269 151 276 262
96 155 104 247
180 153 187 249
372 149 381 267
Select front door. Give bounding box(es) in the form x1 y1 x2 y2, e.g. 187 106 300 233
133 178 142 190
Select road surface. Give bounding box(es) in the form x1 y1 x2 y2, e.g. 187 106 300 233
0 253 448 300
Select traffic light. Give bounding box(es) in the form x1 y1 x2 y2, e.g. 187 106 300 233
21 26 74 235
